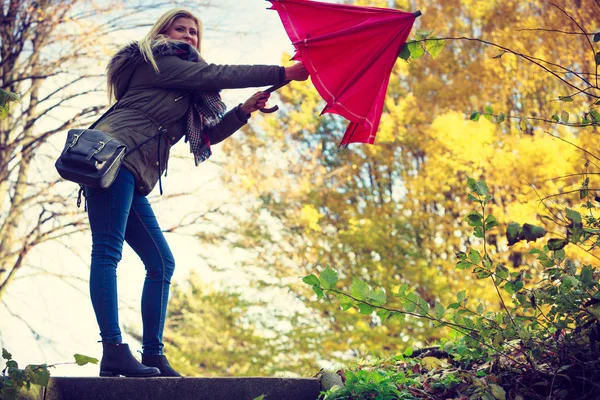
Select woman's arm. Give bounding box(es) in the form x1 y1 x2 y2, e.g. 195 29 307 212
145 56 284 91
207 91 271 145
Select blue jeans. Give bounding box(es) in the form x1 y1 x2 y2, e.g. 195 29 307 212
85 167 174 355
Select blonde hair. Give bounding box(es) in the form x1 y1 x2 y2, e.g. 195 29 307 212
139 8 202 73
107 8 202 100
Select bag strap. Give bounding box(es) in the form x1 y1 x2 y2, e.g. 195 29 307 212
89 103 118 130
87 103 166 157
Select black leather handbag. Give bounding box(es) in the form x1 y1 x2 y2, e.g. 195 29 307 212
55 104 164 207
55 128 127 190
55 104 125 190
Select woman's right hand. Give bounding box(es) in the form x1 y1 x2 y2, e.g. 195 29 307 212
284 62 309 81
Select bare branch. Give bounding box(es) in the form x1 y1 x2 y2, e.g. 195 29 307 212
548 2 598 87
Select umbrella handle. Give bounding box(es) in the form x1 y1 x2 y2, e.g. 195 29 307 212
259 80 291 113
259 105 279 113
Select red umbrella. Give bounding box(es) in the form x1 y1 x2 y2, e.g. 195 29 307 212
265 0 420 145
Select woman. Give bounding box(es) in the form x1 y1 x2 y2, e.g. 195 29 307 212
86 8 308 378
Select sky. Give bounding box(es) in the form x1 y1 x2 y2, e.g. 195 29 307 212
0 0 315 378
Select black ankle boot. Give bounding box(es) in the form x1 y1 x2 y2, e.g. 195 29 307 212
100 343 161 377
141 354 182 377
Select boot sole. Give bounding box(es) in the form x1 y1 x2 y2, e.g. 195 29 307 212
99 370 161 377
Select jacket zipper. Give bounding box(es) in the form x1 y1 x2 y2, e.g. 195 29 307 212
174 94 188 102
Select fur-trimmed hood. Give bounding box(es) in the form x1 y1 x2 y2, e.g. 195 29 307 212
107 41 200 100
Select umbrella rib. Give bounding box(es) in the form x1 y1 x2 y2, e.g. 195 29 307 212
310 23 412 122
293 14 410 46
278 2 301 42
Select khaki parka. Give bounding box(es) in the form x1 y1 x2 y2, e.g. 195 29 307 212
96 42 284 195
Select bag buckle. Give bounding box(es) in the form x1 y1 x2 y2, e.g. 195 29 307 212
86 138 112 161
68 133 82 148
95 141 107 152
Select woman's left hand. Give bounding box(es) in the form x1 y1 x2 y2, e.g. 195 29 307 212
240 91 270 116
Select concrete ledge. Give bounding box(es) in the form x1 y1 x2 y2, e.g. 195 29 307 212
40 377 321 400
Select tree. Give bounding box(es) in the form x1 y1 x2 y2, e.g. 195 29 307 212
0 0 213 301
198 0 599 372
127 272 320 376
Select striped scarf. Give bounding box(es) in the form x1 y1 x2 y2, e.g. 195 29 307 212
172 42 227 165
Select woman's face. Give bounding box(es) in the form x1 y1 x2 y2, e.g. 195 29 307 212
165 17 199 49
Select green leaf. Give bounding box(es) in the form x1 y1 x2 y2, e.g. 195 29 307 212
0 89 20 108
519 119 527 131
485 215 498 230
339 295 354 310
475 180 489 196
467 193 479 202
417 298 430 316
581 188 589 199
495 264 509 279
521 223 546 242
504 282 515 295
470 111 480 121
425 38 445 58
389 311 406 322
73 354 98 366
456 261 471 270
513 280 524 292
25 365 50 387
497 113 506 123
351 279 370 301
490 383 506 400
477 303 484 314
253 396 265 400
404 292 418 312
551 114 560 122
483 256 493 271
466 211 483 227
368 289 386 306
302 274 320 287
484 105 493 115
468 248 481 264
377 309 391 320
457 290 466 304
466 178 489 197
590 110 600 122
407 41 425 59
398 44 411 61
415 30 432 39
404 347 413 356
474 267 492 279
547 238 568 251
506 223 521 246
434 301 445 319
561 110 570 123
320 268 338 289
313 286 324 299
558 96 573 102
357 303 375 315
581 265 593 286
566 208 583 243
2 348 12 360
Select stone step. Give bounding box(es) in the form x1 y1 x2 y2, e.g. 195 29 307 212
39 377 321 400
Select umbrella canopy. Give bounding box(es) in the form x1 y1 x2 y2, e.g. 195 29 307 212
268 0 419 145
